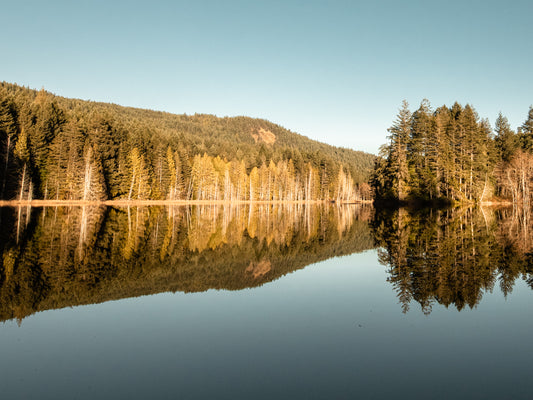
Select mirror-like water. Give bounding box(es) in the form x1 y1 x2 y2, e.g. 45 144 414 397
0 204 531 399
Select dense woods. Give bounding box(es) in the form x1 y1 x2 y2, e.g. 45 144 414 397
372 100 533 205
0 82 375 203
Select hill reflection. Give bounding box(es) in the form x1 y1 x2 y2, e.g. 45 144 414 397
373 207 533 314
0 204 374 322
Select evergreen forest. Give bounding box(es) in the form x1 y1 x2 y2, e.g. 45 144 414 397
371 100 533 205
0 82 375 203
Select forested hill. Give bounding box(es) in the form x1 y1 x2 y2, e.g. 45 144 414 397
0 82 375 202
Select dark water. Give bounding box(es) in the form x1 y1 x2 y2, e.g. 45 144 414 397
0 204 531 399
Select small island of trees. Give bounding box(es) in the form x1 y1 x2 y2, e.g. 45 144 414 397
371 100 533 206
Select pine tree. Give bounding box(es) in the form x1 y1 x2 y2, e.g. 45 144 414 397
166 146 184 200
459 105 479 200
190 153 216 200
409 99 433 198
518 106 533 152
478 118 495 201
495 112 516 163
249 167 260 201
81 144 107 201
29 96 66 197
0 95 18 198
127 147 151 200
434 106 452 199
14 128 31 201
88 113 123 197
370 144 395 201
387 100 411 201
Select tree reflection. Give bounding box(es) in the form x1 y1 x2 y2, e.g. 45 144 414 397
5 203 529 321
373 207 533 314
0 204 374 323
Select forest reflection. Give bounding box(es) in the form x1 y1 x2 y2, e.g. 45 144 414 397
373 207 533 314
0 203 374 323
3 204 533 322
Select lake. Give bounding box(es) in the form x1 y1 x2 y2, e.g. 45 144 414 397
0 204 531 399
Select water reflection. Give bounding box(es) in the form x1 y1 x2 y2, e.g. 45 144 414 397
2 203 533 322
0 204 374 323
372 207 533 314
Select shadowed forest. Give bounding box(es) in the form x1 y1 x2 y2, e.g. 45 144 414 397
0 82 374 203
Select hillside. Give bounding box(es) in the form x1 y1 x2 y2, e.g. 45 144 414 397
0 82 375 202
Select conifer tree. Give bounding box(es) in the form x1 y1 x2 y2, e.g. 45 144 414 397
29 97 66 197
166 146 183 200
519 106 533 151
88 113 122 197
433 106 452 198
370 145 394 201
0 95 18 198
387 100 411 201
127 147 151 200
495 112 516 163
521 106 533 135
82 144 107 201
478 118 495 201
459 105 479 200
249 167 260 201
14 128 31 201
409 99 433 198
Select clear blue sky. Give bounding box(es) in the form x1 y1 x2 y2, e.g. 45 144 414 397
1 0 532 154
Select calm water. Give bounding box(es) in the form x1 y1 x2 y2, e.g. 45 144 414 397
0 204 531 399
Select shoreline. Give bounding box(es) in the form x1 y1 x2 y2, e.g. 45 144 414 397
479 201 514 207
0 199 374 208
0 199 515 208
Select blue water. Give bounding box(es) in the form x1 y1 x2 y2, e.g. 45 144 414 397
0 249 531 400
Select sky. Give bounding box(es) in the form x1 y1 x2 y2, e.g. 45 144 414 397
1 0 532 154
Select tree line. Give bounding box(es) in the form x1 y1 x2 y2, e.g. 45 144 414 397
0 82 375 202
371 99 533 205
